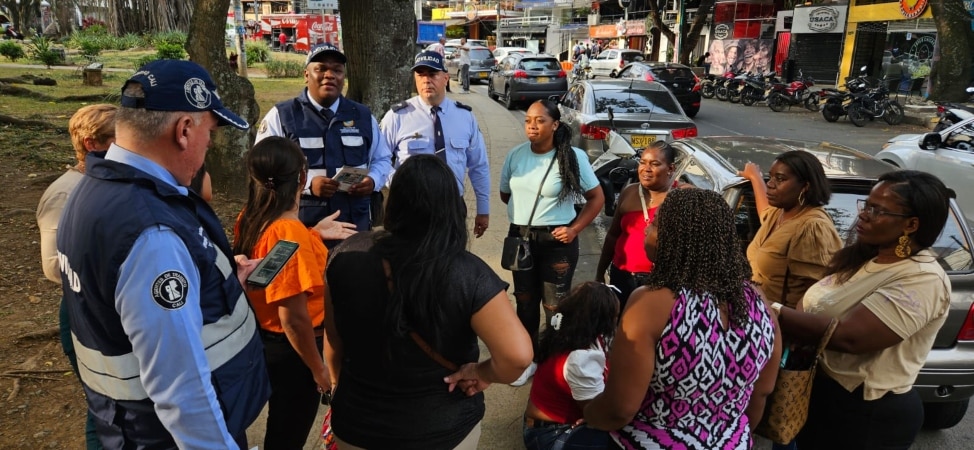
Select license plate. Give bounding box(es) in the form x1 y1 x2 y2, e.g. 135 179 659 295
478 72 488 78
631 135 656 147
536 77 549 83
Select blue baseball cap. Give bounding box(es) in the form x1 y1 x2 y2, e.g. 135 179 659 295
412 51 446 72
121 60 248 130
306 43 347 65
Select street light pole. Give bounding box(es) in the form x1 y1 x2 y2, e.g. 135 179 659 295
234 0 248 77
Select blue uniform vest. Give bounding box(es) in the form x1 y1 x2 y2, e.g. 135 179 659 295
58 156 270 448
277 92 374 231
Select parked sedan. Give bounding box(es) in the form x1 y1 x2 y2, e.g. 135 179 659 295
488 54 567 110
665 136 974 430
445 45 495 84
617 61 702 118
589 49 644 78
493 46 534 60
555 79 697 162
876 116 974 225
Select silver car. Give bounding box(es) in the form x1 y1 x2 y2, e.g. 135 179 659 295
876 116 974 226
445 45 495 84
589 49 644 78
673 136 974 430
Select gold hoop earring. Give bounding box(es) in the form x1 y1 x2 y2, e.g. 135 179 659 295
895 231 911 258
798 190 806 207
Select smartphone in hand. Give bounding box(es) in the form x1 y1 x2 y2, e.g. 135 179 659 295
246 240 299 287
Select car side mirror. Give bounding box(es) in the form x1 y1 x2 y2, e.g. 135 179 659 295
920 132 942 151
548 94 562 103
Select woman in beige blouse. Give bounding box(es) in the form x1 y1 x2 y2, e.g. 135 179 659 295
740 151 841 310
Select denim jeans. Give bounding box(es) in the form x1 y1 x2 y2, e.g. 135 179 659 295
523 423 609 450
460 64 470 91
608 264 650 311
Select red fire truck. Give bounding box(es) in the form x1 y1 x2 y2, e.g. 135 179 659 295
256 14 339 53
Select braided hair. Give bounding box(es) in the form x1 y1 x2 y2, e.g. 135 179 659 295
644 188 753 328
535 99 586 203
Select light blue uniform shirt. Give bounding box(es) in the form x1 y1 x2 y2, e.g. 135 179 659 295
499 142 599 226
104 145 239 448
380 96 491 215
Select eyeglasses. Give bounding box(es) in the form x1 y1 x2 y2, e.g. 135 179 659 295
857 199 912 219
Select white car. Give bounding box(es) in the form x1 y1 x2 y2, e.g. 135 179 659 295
588 49 644 78
876 116 974 224
492 46 534 60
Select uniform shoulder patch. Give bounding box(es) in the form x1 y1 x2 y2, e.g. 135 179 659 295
454 101 472 111
151 271 189 310
257 120 268 134
391 101 409 112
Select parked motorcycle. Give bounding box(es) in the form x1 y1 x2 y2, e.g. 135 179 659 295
934 88 974 131
740 71 778 106
700 73 718 99
847 79 905 127
714 70 741 101
767 71 818 112
821 68 871 123
726 71 750 104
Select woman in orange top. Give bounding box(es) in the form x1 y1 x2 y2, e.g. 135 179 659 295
234 136 355 449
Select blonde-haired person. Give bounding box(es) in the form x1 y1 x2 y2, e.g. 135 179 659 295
37 103 117 450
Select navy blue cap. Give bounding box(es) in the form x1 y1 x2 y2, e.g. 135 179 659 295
412 51 446 72
121 60 248 130
306 43 347 65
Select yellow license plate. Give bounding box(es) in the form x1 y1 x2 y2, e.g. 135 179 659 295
479 72 488 78
537 77 549 83
631 135 656 148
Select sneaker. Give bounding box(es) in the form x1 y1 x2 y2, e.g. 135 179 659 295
510 362 537 387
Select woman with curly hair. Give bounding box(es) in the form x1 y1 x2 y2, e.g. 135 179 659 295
522 282 618 450
500 99 605 386
584 188 781 449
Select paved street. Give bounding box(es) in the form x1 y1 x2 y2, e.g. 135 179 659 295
250 81 972 449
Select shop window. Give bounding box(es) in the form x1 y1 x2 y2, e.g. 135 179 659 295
271 1 289 13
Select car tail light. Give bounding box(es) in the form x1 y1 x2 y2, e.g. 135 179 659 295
620 59 625 68
643 73 656 82
692 75 702 92
936 105 946 115
670 127 698 139
580 123 609 140
557 70 567 78
513 70 528 79
957 303 974 341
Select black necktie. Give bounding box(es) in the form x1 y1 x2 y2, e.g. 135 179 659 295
322 108 334 124
431 106 446 163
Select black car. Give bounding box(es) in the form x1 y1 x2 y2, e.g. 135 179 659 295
617 62 702 118
445 46 495 84
488 54 568 110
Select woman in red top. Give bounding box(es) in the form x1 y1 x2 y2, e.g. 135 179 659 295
595 141 676 308
523 282 617 450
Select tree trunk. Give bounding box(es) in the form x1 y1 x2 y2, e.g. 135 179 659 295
0 0 41 34
645 0 716 64
188 0 256 198
928 0 974 101
340 0 415 116
681 0 716 65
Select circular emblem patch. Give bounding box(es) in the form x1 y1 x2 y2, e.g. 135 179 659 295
184 78 212 110
714 24 731 40
151 271 189 310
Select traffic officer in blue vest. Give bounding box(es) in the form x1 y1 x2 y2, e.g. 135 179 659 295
57 60 271 449
256 43 391 234
380 51 491 237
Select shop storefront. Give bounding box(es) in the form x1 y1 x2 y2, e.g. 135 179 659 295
707 0 778 76
839 0 934 85
786 5 848 84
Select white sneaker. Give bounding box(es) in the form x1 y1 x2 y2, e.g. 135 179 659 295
510 362 537 387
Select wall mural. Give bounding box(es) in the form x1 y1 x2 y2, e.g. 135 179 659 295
706 38 776 76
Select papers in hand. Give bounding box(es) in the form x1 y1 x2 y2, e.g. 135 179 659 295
333 166 369 192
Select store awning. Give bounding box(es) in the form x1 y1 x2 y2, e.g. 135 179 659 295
443 19 471 27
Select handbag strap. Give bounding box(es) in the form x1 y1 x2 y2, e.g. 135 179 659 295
524 153 558 231
637 185 650 225
815 318 839 357
381 259 459 372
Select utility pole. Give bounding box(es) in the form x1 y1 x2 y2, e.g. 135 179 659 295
234 0 248 77
677 0 686 64
496 1 501 47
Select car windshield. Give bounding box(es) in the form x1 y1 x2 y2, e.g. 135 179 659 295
470 49 492 60
520 59 560 71
652 67 696 81
594 88 682 115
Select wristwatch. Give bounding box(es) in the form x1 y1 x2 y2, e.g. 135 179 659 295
771 302 783 315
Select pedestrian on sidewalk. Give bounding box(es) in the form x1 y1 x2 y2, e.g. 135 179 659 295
500 99 605 387
380 50 491 238
279 31 288 51
429 35 452 93
459 37 471 93
255 43 391 237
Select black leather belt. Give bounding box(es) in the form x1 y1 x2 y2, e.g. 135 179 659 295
517 225 566 234
524 416 563 429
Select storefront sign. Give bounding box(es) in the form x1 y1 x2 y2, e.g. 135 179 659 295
899 0 929 19
590 24 618 39
714 23 731 40
791 6 847 34
625 19 645 36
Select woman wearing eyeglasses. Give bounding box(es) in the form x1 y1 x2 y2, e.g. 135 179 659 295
773 170 954 449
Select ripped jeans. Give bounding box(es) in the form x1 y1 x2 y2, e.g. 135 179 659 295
508 224 579 359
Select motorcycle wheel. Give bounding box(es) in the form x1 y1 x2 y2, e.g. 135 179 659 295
822 104 841 122
729 89 741 104
716 86 729 101
884 101 905 125
768 94 787 112
742 88 756 106
804 94 821 112
848 103 868 127
701 82 715 99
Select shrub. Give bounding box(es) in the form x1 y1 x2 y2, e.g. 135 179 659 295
0 41 25 62
78 39 102 58
28 36 65 68
114 34 143 51
151 31 187 47
245 40 271 64
133 54 158 70
155 42 186 60
264 59 304 78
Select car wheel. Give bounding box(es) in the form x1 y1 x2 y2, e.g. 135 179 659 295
923 400 969 430
503 87 516 110
848 103 868 127
487 81 498 101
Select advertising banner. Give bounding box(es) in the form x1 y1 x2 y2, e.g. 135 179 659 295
792 6 847 34
705 38 775 76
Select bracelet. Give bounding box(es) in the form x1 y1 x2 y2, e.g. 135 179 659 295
771 302 783 315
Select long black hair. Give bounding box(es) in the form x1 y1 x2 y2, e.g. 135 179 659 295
233 136 307 256
373 155 468 347
537 282 618 363
827 170 953 283
644 188 753 327
535 99 586 203
775 150 831 207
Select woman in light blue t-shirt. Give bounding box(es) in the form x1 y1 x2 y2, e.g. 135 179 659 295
500 99 605 387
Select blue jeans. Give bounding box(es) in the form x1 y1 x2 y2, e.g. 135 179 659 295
460 64 470 91
524 422 609 450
